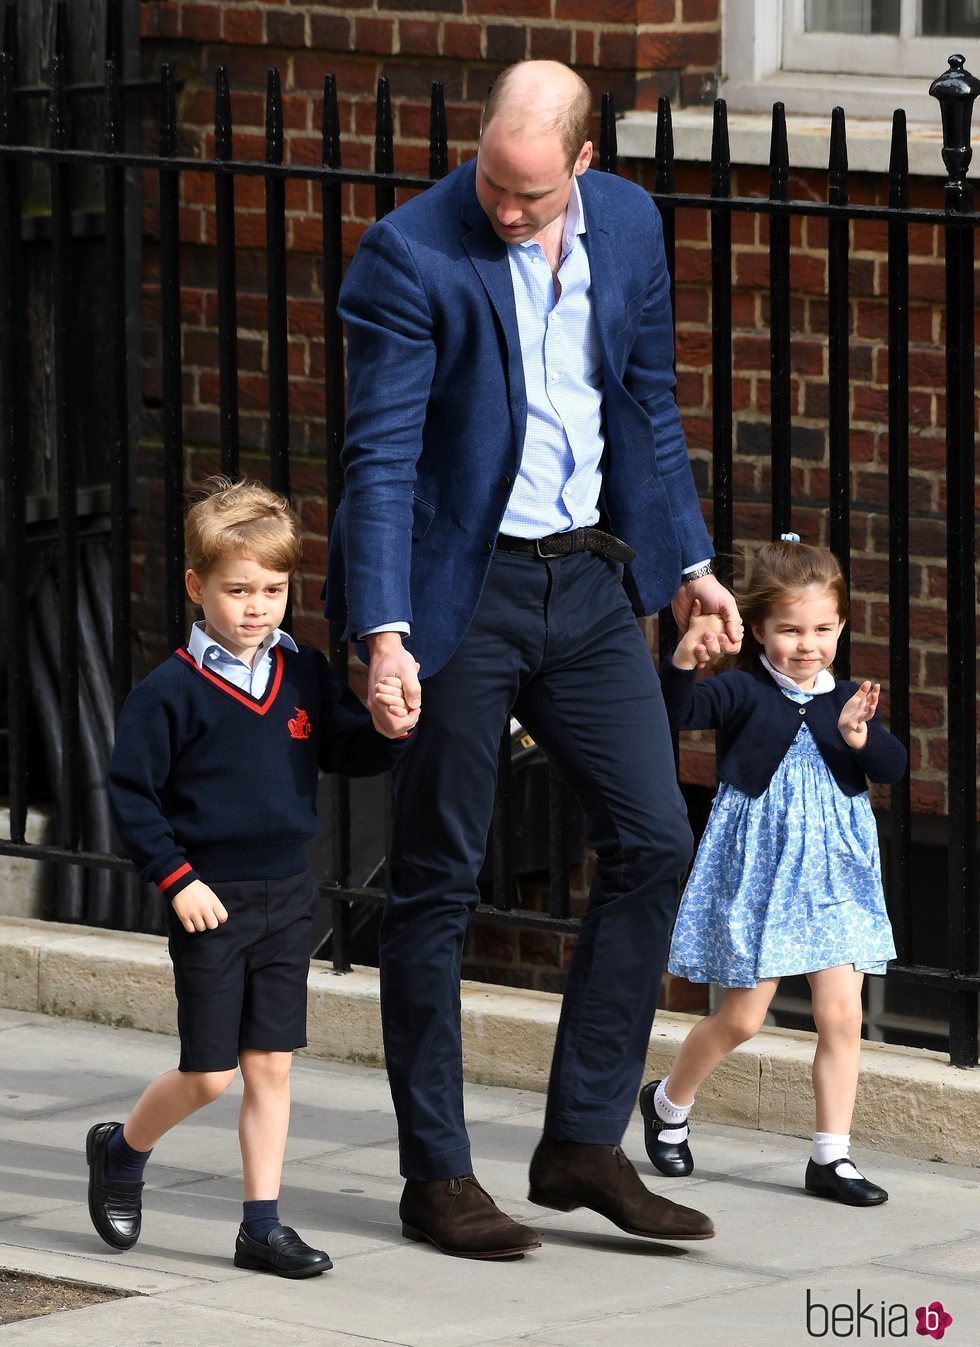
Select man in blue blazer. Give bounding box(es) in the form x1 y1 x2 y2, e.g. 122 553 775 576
326 60 741 1259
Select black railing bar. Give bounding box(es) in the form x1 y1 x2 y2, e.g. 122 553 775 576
0 144 976 225
0 841 135 871
885 963 980 991
322 885 580 937
9 78 164 100
0 144 438 185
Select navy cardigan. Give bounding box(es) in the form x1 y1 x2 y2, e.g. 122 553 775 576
660 659 907 799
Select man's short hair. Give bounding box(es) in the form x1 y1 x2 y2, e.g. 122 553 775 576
184 476 301 576
483 62 593 172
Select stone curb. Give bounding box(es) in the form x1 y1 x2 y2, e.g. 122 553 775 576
2 916 976 1167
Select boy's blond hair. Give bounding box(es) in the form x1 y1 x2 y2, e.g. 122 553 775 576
184 476 301 576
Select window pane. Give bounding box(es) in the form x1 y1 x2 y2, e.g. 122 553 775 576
805 0 901 33
919 0 980 37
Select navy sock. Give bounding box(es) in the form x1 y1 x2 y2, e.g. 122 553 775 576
243 1198 280 1243
105 1125 152 1185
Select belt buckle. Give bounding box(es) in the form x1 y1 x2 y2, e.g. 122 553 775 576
534 535 563 559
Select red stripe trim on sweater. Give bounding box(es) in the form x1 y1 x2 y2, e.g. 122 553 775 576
175 646 285 714
158 862 192 893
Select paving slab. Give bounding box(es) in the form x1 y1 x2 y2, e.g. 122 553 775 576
1 1007 979 1347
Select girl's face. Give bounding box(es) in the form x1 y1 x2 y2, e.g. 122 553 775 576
751 586 845 691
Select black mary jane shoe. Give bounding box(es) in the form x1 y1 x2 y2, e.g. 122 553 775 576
638 1080 694 1177
86 1121 144 1250
804 1157 888 1207
234 1224 333 1279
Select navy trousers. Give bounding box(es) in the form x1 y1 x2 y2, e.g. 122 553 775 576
381 549 693 1181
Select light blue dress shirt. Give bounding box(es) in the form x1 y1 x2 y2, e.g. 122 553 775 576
187 621 299 699
500 178 604 538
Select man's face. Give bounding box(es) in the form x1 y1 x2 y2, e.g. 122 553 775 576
475 121 592 246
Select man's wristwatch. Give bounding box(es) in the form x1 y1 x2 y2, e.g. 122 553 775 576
682 561 714 582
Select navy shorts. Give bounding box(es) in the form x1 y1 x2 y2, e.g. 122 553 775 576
166 870 316 1072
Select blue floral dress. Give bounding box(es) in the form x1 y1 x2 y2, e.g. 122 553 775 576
668 682 897 988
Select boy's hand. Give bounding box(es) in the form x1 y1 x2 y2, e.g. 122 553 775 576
838 680 879 748
373 670 421 732
672 600 734 670
171 880 229 933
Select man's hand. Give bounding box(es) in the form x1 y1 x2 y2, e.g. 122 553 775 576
672 599 728 670
365 632 421 738
672 573 743 649
171 880 228 934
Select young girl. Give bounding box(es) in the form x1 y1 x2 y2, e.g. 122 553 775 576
639 538 907 1206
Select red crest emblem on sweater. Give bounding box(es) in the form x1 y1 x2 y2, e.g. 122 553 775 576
287 707 312 740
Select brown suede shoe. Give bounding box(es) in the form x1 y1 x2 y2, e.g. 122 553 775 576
399 1174 541 1259
528 1137 715 1241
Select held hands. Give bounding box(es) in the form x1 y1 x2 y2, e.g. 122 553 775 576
365 632 421 739
672 574 744 657
171 879 228 934
672 599 736 670
838 680 879 749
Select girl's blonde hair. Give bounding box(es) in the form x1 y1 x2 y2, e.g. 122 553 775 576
726 539 849 673
184 476 301 576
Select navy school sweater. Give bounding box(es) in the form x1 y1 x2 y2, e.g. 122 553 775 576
660 659 907 799
107 644 410 897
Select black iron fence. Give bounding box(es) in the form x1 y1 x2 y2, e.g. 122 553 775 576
0 31 977 1063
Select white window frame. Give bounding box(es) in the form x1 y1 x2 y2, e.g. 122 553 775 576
720 0 973 124
782 0 975 79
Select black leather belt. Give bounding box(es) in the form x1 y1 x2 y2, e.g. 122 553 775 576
495 527 635 563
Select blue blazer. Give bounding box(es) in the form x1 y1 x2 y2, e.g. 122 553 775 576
326 160 714 677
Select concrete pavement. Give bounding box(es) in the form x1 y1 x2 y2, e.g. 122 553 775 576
1 1004 979 1347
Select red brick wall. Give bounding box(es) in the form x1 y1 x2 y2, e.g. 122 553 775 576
133 5 970 1000
134 1 721 650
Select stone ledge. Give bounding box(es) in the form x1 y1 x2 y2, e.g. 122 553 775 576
2 917 976 1167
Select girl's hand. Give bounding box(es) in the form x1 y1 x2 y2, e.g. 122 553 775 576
838 680 879 748
672 599 732 670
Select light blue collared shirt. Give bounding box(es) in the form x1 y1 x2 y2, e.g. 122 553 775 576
187 621 299 699
499 179 604 538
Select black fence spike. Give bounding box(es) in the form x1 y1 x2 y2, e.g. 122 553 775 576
374 75 393 174
159 63 176 157
2 0 17 65
103 57 121 153
829 105 848 205
654 94 674 193
709 97 731 198
321 73 340 169
769 101 789 200
374 76 394 218
888 108 909 209
54 0 69 66
265 67 283 165
599 91 617 173
48 53 68 149
428 80 447 179
0 51 11 143
106 0 123 69
214 65 232 162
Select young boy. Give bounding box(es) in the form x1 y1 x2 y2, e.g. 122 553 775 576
89 477 416 1278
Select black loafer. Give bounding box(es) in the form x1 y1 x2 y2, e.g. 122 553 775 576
639 1080 694 1177
805 1157 888 1207
86 1121 143 1250
234 1224 333 1278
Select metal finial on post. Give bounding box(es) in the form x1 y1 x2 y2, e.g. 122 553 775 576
929 53 980 197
